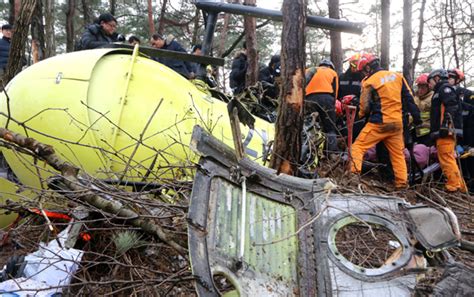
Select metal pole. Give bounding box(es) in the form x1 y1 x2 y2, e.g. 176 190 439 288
199 11 218 79
195 1 364 34
202 12 218 56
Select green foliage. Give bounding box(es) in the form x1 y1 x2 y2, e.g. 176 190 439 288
113 230 143 256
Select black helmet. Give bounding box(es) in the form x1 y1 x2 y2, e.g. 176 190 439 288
319 59 335 70
428 69 448 81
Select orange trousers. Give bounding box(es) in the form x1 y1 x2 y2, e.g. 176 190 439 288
436 137 466 192
351 122 407 187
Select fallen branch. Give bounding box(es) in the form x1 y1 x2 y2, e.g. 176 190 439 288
0 127 187 256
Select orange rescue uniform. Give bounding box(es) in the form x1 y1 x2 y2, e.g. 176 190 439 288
350 70 421 188
305 66 339 98
436 137 466 191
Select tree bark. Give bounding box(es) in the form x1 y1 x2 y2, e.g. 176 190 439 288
412 0 427 79
437 4 446 68
65 0 76 53
191 8 200 46
8 0 14 25
44 0 55 58
81 0 91 27
157 0 168 35
31 0 46 63
402 0 413 85
328 0 342 74
147 0 155 35
270 0 306 175
3 0 37 84
109 0 116 16
380 0 390 69
445 0 459 68
244 0 258 87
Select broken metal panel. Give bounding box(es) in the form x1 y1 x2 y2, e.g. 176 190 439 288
188 125 459 296
188 154 318 296
188 126 319 296
404 206 460 251
315 196 418 296
208 178 298 282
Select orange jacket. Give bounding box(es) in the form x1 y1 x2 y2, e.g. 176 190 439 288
359 70 420 124
305 66 338 98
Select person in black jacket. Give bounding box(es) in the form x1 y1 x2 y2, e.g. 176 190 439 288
428 69 466 192
150 33 195 79
78 13 118 50
338 53 364 98
229 43 247 95
0 24 12 75
258 54 281 99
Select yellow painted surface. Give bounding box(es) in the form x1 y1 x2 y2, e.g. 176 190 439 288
0 48 274 189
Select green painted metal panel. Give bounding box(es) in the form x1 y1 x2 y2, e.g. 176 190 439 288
209 177 298 283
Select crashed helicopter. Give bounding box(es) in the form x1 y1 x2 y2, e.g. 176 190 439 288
0 1 469 296
0 0 363 225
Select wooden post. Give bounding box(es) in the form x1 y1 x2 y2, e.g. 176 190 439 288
328 0 343 74
147 0 155 35
270 0 306 175
402 0 413 86
3 0 37 84
380 0 390 69
244 0 258 87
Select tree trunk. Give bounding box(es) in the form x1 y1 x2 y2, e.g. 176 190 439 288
270 0 306 175
30 0 45 63
244 0 258 87
147 0 155 35
81 0 91 26
380 0 390 69
3 0 37 84
65 0 75 53
191 8 200 46
8 0 14 24
402 0 413 85
438 4 446 68
328 0 342 74
44 0 55 58
109 0 116 16
445 0 459 68
412 0 427 79
157 0 168 35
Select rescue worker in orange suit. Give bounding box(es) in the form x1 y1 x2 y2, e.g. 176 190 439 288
447 69 474 191
350 54 422 189
305 59 339 153
428 69 467 192
413 73 434 146
447 69 474 147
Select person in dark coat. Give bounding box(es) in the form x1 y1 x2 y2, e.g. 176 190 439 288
150 33 195 79
258 54 281 99
428 69 466 192
0 24 13 75
78 13 118 50
338 53 364 99
229 43 247 95
190 44 202 75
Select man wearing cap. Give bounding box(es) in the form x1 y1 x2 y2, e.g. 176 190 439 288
0 24 13 75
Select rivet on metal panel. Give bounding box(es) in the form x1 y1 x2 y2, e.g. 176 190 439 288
55 72 63 84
